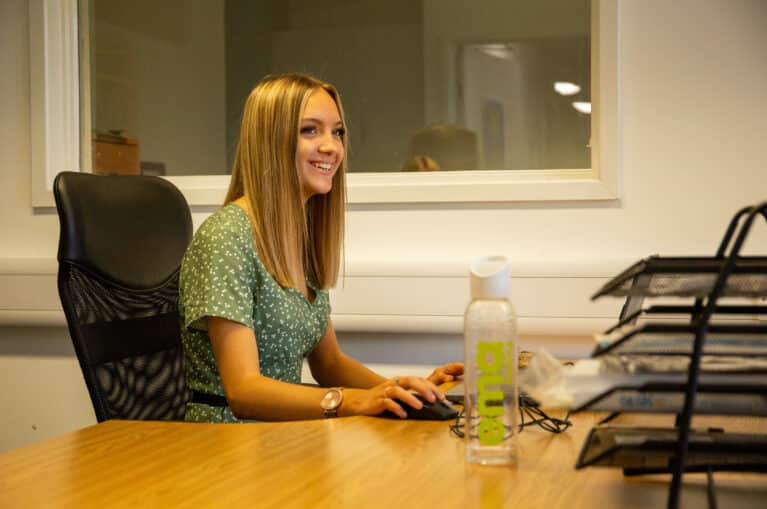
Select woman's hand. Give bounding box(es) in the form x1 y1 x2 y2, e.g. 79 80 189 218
427 362 464 385
341 376 445 419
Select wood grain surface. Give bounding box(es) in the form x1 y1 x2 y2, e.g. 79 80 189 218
1 412 765 509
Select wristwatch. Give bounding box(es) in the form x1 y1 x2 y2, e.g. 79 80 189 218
320 387 344 418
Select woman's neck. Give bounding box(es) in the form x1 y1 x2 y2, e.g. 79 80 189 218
232 196 249 212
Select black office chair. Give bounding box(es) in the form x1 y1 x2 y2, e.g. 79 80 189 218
54 171 193 421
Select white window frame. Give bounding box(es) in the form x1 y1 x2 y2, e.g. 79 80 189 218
29 0 619 207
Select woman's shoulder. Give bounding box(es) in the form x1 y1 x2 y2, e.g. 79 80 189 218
198 203 251 234
180 203 265 289
187 204 255 256
197 203 252 240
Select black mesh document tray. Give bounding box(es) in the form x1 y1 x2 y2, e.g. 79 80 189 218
576 425 767 472
604 304 767 333
593 323 767 357
578 202 767 509
592 256 767 299
571 376 767 415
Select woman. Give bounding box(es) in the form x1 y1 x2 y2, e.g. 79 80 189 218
180 74 463 422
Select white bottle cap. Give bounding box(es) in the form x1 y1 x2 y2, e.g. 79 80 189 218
470 255 511 299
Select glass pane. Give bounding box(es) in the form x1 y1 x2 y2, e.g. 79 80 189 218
85 0 590 176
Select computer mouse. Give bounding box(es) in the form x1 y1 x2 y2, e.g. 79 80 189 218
380 392 459 421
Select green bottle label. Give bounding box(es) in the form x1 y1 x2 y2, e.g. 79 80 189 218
476 340 514 445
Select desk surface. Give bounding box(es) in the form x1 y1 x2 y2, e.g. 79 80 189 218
1 412 765 509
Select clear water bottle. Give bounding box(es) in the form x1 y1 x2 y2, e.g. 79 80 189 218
464 255 518 465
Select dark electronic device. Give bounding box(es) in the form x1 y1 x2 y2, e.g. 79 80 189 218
380 393 459 420
445 381 538 407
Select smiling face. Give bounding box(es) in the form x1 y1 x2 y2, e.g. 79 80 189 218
296 88 346 203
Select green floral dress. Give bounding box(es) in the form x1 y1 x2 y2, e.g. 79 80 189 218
179 204 330 422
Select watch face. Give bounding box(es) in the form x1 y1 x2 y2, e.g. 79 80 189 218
321 389 342 410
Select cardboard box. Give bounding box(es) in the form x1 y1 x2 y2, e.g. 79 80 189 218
92 135 140 175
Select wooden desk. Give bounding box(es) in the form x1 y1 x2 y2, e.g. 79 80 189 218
0 413 765 509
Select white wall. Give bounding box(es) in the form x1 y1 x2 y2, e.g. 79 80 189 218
1 0 767 452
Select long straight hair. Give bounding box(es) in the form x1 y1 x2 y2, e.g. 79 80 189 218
225 74 347 290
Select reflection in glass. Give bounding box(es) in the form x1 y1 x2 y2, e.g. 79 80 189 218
572 102 593 115
554 82 582 96
456 39 591 171
403 124 478 172
85 0 590 176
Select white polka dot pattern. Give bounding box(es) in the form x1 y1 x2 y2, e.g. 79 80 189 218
179 204 330 422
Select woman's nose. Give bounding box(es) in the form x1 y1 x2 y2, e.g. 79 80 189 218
318 136 339 153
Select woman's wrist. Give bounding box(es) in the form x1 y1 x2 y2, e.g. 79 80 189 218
337 388 362 417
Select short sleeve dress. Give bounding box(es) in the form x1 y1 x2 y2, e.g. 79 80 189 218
179 204 330 422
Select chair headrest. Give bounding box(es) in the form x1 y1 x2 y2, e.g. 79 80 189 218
54 172 193 289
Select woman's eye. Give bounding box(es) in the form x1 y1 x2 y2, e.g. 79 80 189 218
333 128 346 138
300 126 317 135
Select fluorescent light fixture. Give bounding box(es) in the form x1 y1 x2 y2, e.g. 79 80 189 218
479 44 512 60
572 101 592 114
554 81 581 96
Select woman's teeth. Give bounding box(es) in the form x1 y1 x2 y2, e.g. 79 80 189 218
312 162 332 172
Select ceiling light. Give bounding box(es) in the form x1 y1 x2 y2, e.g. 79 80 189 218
572 101 592 114
554 81 581 96
479 44 512 60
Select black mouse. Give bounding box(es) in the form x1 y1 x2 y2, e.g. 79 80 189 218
380 392 459 420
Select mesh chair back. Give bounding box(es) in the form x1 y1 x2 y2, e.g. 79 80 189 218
54 172 193 421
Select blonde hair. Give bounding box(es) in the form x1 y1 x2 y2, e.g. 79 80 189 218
225 74 347 290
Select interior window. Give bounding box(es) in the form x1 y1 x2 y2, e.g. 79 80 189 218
83 0 590 177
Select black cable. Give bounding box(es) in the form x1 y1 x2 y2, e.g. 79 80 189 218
449 396 572 439
519 404 572 434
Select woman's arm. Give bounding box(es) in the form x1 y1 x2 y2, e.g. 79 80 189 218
307 319 388 389
308 320 456 408
209 317 438 420
208 317 323 420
